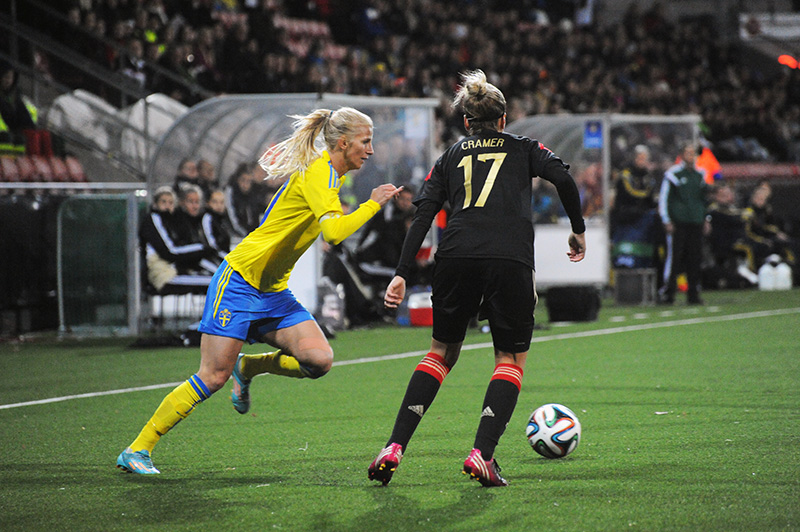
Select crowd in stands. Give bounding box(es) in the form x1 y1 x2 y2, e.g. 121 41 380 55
21 0 800 162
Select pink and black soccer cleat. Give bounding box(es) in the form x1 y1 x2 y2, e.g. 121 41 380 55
368 443 404 485
462 448 508 487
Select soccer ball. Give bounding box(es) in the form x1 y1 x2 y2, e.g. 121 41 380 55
526 403 581 458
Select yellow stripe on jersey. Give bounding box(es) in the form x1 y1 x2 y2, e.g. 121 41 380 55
225 151 346 293
212 264 234 319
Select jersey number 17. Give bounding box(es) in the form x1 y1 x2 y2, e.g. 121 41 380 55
457 152 507 209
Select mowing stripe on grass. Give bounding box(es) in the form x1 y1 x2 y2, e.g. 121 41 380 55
2 307 798 411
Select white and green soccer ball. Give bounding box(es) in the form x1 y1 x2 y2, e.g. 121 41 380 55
526 403 581 458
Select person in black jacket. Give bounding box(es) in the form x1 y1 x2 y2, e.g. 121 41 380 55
172 158 201 195
368 70 586 488
224 162 263 237
201 188 233 263
139 186 214 292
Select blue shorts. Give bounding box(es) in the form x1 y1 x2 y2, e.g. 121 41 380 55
198 260 315 343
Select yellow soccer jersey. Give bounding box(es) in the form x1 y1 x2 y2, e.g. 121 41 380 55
226 151 378 292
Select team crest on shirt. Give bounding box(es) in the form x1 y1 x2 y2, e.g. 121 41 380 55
218 309 232 327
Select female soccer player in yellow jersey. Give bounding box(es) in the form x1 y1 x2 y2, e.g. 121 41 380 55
117 107 403 474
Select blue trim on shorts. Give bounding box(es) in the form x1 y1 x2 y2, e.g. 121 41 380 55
198 259 315 343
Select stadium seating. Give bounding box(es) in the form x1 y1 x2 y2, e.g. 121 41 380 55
0 157 20 182
65 156 87 182
0 155 87 183
15 156 35 182
30 155 55 182
47 156 70 182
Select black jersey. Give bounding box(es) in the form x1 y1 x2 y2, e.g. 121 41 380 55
395 130 585 279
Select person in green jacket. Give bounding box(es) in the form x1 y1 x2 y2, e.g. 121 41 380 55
658 141 710 305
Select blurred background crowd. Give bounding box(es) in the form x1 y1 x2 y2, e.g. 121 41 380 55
18 0 800 161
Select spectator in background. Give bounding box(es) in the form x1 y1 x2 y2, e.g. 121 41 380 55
658 141 710 305
705 184 757 288
220 21 254 93
152 43 197 104
744 182 797 273
0 60 37 154
129 8 148 43
224 162 263 237
201 188 233 263
173 185 207 249
197 158 218 199
172 158 200 194
191 26 223 91
106 20 131 71
118 38 147 89
610 144 661 269
97 0 126 29
138 186 212 292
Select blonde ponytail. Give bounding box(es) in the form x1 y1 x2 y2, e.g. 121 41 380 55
259 107 373 179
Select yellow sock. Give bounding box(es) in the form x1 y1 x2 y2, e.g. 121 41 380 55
240 350 308 379
129 375 210 453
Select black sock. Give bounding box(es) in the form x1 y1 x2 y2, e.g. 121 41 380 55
387 353 449 450
473 364 523 460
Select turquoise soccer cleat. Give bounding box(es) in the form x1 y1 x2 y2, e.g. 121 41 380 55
231 353 251 414
116 447 160 475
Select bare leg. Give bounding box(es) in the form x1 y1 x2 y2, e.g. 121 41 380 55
197 333 245 392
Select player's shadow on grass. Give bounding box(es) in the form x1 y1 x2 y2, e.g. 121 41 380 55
114 473 288 527
340 483 501 531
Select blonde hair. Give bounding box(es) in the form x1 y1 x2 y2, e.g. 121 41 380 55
452 69 506 134
258 107 373 179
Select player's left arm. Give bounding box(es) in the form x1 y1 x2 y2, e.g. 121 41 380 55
539 159 586 235
305 172 399 244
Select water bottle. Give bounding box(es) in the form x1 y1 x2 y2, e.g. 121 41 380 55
775 261 793 290
758 262 776 291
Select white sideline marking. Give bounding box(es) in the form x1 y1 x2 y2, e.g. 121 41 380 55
0 382 184 410
2 307 798 411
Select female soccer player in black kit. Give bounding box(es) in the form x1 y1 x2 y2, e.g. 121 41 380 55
368 70 587 487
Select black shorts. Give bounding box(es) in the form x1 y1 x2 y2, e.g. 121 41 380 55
431 257 537 353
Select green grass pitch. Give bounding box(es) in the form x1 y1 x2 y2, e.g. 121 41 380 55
1 289 798 531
